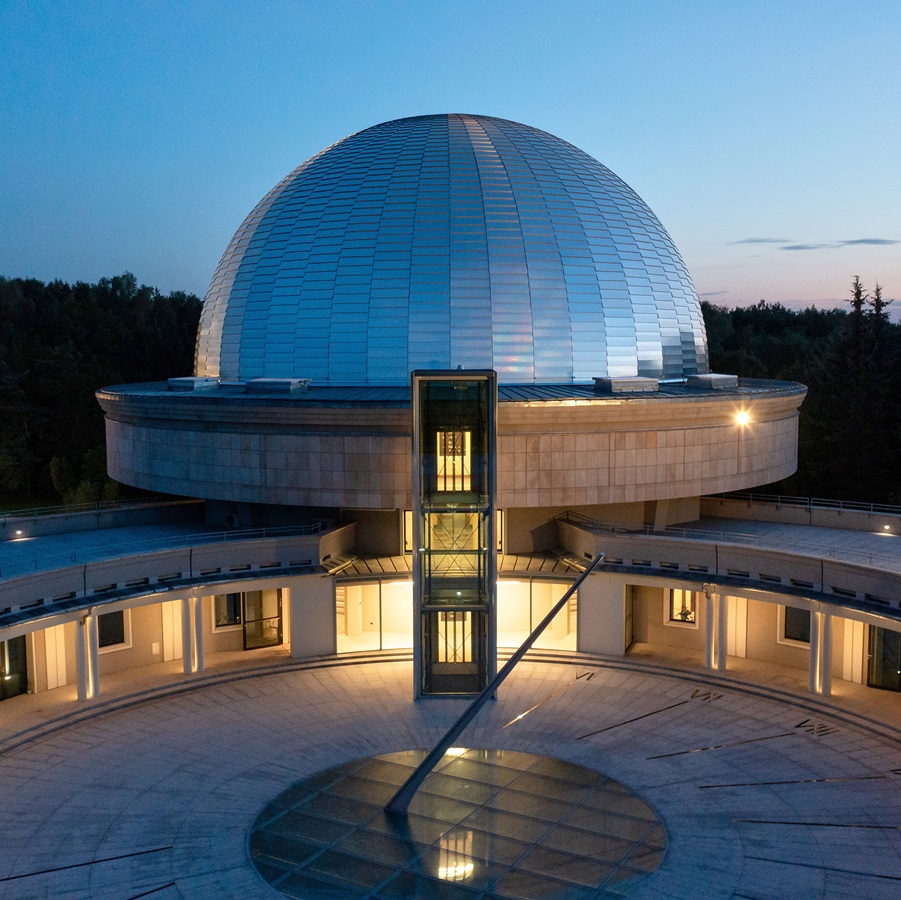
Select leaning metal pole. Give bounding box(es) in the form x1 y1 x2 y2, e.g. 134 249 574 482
385 550 605 816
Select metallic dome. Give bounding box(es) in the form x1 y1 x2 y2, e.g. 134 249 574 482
196 114 708 385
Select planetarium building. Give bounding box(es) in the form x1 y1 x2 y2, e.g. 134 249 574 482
5 113 901 700
3 114 901 898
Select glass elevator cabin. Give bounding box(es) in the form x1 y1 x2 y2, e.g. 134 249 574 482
412 371 497 697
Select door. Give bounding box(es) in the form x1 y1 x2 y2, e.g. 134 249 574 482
867 626 901 692
243 590 283 650
422 610 486 694
0 636 27 701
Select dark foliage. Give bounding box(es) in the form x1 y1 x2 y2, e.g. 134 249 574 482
703 284 900 503
0 273 201 504
1 273 897 506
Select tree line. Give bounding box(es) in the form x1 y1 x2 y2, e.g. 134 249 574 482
0 273 201 506
703 278 899 503
0 273 897 508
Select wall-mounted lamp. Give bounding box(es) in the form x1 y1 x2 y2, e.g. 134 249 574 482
735 410 750 426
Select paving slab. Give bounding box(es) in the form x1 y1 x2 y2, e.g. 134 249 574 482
1 656 899 898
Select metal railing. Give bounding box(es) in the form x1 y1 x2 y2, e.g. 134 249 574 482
707 492 901 517
0 497 199 523
555 511 901 571
0 521 330 581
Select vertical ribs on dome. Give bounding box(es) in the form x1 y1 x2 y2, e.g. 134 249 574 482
194 114 709 386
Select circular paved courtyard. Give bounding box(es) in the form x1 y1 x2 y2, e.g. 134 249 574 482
1 658 900 899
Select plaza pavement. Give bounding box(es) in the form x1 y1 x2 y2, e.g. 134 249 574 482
0 649 899 899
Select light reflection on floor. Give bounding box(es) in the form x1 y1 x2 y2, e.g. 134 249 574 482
335 631 578 655
250 748 664 898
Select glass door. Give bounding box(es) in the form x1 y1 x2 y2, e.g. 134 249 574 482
243 590 283 650
0 636 27 701
423 610 486 695
868 626 901 692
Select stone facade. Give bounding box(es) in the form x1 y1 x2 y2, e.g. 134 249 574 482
100 381 805 510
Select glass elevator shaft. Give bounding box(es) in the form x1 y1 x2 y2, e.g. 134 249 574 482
412 371 497 697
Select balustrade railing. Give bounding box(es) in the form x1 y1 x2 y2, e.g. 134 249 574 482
555 511 901 571
707 492 901 517
0 521 330 581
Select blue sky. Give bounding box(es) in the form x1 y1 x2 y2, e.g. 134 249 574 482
1 0 898 311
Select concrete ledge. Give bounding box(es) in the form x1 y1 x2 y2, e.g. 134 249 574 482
246 378 310 394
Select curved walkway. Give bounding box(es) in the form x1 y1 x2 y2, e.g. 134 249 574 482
1 653 899 899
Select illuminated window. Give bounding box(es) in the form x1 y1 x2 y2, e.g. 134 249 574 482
436 430 471 491
405 508 502 553
669 589 697 625
439 611 472 663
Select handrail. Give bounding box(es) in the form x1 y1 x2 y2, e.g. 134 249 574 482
555 511 901 571
0 498 198 523
0 521 331 581
707 492 901 517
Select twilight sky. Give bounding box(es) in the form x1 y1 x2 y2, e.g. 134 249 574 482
1 0 899 312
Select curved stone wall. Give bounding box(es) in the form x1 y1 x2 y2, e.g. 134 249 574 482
99 381 805 509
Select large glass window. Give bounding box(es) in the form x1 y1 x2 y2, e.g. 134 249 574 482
336 581 414 653
334 578 577 655
496 580 577 651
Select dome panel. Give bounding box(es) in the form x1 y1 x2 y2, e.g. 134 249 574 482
196 114 708 384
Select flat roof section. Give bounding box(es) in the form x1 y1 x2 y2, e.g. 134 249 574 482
99 378 806 407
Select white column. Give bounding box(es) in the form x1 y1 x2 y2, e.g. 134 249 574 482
704 590 715 669
181 597 194 674
76 616 88 701
87 613 100 699
577 576 628 656
192 596 204 674
716 593 728 672
808 610 820 693
820 612 832 697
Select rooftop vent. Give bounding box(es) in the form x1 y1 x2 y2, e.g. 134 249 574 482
167 377 219 392
686 374 738 390
593 376 660 394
